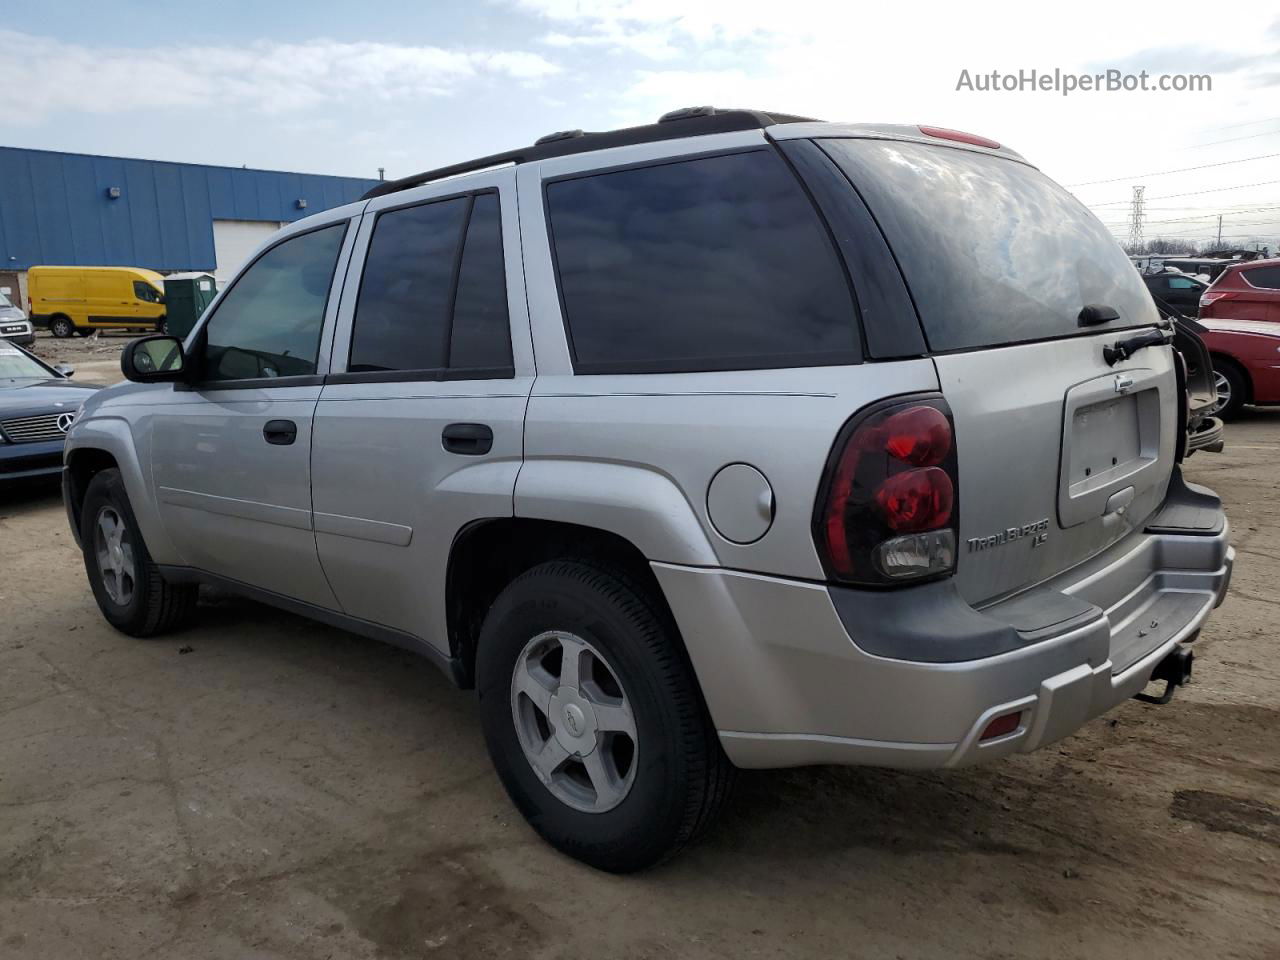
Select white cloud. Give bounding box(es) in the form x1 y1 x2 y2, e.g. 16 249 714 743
513 0 1280 245
2 30 562 122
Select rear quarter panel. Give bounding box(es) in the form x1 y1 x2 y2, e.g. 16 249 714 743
519 364 941 578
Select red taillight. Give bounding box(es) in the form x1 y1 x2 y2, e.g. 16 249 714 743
814 397 960 585
883 404 952 466
876 467 954 532
918 125 1001 150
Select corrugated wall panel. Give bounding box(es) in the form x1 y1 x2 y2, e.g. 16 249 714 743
94 155 136 265
0 147 377 270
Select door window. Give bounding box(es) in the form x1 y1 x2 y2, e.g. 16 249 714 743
347 191 513 377
201 223 347 382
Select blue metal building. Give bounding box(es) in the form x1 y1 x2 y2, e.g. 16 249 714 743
0 145 378 302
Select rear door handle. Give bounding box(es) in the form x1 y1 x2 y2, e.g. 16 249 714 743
442 422 493 455
263 419 297 445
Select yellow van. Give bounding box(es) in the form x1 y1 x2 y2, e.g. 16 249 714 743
28 266 167 338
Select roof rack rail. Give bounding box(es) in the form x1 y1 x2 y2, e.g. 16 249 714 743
534 129 584 145
362 108 820 200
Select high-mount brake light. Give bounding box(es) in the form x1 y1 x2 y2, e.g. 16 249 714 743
918 125 1001 150
814 397 960 585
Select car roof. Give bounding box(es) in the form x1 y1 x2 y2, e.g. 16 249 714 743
364 107 1026 200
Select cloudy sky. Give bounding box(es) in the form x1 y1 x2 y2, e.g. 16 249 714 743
5 0 1279 249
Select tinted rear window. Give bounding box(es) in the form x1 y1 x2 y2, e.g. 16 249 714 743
1243 265 1280 290
820 139 1158 351
546 149 859 374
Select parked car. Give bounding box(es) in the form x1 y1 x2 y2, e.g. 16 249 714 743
0 289 34 346
1199 258 1280 324
28 265 167 339
1190 259 1280 418
1 341 98 487
62 110 1233 872
1143 271 1208 317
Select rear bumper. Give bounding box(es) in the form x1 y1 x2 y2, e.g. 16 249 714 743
1186 415 1225 454
655 479 1233 771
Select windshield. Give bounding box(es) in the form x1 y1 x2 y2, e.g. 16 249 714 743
0 291 14 309
819 139 1159 351
0 344 52 379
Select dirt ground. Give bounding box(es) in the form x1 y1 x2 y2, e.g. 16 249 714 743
2 334 1278 959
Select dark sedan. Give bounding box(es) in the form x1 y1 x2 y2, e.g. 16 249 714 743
0 341 100 486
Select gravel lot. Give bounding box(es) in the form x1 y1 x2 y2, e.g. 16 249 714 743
2 334 1278 959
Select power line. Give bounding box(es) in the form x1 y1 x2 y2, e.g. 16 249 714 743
1066 152 1280 187
1086 178 1280 207
1192 128 1280 148
1205 115 1280 132
1096 206 1280 227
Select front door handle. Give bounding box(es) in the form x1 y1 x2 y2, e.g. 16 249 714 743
442 422 493 455
263 419 297 445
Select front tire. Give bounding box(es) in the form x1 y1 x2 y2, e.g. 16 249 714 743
49 315 74 338
477 560 732 873
80 469 197 636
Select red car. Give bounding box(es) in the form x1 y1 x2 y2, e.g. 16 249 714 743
1198 258 1280 418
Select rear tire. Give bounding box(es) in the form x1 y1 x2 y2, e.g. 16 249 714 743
80 468 197 637
49 315 74 338
476 560 732 872
1212 360 1247 420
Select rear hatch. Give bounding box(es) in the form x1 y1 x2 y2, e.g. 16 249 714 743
819 137 1176 605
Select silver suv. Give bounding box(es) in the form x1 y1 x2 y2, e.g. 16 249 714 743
63 108 1233 872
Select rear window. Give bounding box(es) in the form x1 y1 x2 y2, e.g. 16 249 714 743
1242 265 1280 290
546 149 859 374
820 139 1158 352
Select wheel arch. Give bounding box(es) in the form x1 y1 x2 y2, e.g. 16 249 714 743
446 517 685 690
65 420 183 564
64 446 120 542
1209 351 1252 404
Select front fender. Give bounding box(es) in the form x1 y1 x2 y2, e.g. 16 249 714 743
65 416 185 566
514 459 719 566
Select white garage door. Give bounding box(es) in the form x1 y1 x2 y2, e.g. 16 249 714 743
212 220 284 286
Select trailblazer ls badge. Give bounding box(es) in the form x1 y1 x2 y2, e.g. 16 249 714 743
967 518 1050 553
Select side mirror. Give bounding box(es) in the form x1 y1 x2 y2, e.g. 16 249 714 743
53 363 75 378
122 335 187 383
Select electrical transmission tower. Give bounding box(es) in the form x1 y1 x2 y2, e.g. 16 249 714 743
1128 185 1145 250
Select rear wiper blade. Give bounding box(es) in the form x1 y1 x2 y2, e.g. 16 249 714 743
1104 328 1171 366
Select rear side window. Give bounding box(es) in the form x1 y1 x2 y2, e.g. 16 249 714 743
546 150 859 374
349 192 513 376
1242 265 1280 290
349 197 468 373
449 194 512 371
820 139 1158 351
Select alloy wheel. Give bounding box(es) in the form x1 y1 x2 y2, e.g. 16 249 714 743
1211 369 1231 416
510 630 638 813
94 506 136 606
